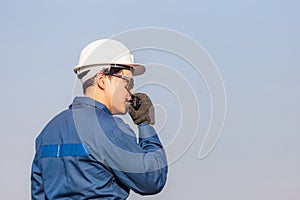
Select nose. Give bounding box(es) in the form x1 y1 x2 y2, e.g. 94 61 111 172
126 91 131 101
128 88 135 101
125 86 133 101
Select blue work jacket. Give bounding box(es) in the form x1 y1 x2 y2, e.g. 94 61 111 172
31 97 168 199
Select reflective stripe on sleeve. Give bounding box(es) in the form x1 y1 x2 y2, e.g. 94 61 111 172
40 143 89 157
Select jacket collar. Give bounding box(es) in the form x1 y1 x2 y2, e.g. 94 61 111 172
69 96 112 115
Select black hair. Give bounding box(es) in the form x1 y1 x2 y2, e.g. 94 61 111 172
81 74 97 94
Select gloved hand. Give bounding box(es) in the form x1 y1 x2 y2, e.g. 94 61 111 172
128 93 155 125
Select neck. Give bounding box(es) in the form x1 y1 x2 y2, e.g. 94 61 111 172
84 86 112 112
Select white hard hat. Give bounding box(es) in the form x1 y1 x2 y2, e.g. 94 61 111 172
74 39 145 83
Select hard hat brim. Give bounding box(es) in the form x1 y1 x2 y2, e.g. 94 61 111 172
74 63 145 76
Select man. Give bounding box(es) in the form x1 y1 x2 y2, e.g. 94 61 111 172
31 39 168 199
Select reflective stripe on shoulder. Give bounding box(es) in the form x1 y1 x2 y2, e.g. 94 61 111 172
40 143 89 157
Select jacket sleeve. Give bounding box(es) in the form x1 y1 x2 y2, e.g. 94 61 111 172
110 122 168 195
31 153 45 200
83 117 168 195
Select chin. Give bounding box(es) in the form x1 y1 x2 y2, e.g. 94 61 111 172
117 110 126 115
112 106 127 115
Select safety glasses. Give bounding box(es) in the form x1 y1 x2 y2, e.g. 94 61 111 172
111 74 134 90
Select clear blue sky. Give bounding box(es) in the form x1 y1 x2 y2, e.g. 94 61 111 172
1 0 299 199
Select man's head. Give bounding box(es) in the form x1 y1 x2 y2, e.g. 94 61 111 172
74 39 145 115
81 65 134 115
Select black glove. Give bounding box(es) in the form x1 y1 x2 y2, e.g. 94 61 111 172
128 93 155 125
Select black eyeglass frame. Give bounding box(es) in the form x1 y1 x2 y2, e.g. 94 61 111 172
102 64 134 75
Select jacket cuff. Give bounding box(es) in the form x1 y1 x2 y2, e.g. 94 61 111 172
138 123 157 138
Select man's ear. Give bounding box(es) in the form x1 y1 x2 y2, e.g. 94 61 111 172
96 73 106 90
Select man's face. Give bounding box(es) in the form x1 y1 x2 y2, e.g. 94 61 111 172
108 69 134 115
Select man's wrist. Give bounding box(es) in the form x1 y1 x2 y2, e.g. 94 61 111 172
138 123 157 138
